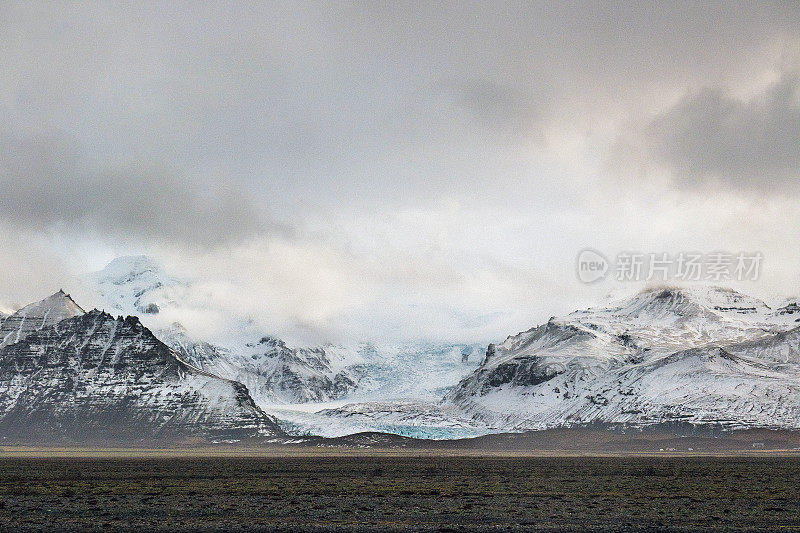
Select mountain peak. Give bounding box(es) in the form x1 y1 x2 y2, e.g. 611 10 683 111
613 285 770 319
86 255 184 315
93 255 162 281
15 290 85 318
0 291 86 347
634 284 745 301
448 285 800 432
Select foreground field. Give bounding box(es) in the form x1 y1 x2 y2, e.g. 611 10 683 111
1 456 800 531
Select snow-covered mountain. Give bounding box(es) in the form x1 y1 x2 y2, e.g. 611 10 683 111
80 256 483 437
84 255 186 315
0 292 282 444
81 256 362 404
162 323 360 404
78 256 800 437
164 327 485 438
444 286 800 431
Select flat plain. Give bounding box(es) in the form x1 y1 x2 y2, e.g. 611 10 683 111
1 454 800 532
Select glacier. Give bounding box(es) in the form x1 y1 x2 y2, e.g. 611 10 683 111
69 256 800 438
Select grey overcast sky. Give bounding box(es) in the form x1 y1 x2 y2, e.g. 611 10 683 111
1 1 798 343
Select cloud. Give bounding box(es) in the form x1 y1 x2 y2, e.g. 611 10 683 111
0 129 287 247
0 226 73 312
0 2 799 342
428 78 547 140
640 73 800 191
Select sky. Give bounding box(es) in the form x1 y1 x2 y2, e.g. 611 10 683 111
0 2 798 344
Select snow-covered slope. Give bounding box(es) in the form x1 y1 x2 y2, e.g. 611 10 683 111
84 255 186 315
157 327 484 437
445 287 800 431
0 290 84 347
0 305 282 444
162 323 360 404
81 257 483 434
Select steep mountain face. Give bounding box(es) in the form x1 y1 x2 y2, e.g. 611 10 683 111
162 323 359 404
445 287 800 431
0 290 85 347
0 308 282 444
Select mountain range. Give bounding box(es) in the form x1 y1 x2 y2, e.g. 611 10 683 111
79 256 483 437
0 255 798 444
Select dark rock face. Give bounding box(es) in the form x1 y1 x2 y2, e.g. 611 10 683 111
777 302 800 316
484 344 496 363
140 303 160 314
0 310 282 444
480 357 563 393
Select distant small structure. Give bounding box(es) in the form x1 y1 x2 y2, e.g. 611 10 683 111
752 442 765 449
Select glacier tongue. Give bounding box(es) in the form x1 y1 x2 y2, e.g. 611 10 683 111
272 401 489 439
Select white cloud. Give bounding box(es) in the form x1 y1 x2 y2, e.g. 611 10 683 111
0 2 798 342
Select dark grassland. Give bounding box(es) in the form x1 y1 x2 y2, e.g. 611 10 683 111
1 456 800 532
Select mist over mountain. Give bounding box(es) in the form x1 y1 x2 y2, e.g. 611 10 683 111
77 256 484 437
2 263 799 444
